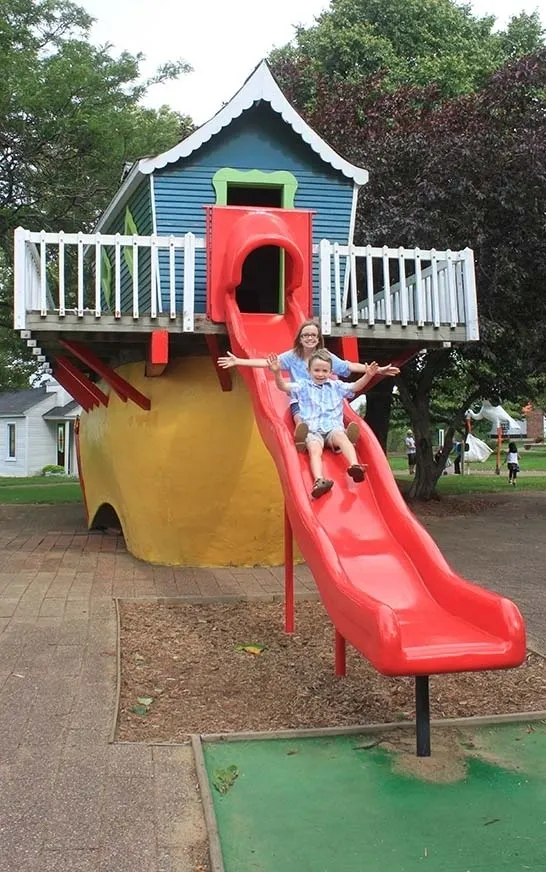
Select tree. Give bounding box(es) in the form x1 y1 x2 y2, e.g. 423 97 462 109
271 0 544 101
0 0 193 388
271 50 546 497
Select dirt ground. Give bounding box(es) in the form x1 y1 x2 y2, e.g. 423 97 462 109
114 492 546 743
116 598 546 743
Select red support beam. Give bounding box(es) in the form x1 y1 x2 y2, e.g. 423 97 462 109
205 335 233 392
284 505 294 634
146 330 169 378
59 339 151 410
54 357 109 411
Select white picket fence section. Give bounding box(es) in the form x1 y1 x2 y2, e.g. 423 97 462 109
318 241 478 340
13 227 205 331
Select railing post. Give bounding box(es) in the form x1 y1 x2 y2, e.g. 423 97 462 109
183 232 195 332
398 248 408 326
319 238 332 335
365 244 375 326
462 247 479 341
13 227 27 330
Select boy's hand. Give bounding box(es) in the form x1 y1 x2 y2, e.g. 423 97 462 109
267 354 281 373
366 361 379 378
217 351 238 369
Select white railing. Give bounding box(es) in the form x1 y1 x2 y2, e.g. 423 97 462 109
318 242 478 340
13 228 205 331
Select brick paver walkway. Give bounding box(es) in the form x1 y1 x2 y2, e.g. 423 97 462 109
0 506 316 872
0 493 545 871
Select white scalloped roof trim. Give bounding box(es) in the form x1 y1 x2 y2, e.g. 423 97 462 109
138 61 369 186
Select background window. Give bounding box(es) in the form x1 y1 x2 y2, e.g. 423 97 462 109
7 423 16 459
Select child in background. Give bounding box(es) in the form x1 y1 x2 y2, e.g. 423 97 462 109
505 441 520 486
268 349 378 499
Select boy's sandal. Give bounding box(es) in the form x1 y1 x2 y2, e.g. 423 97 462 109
347 464 367 483
294 422 309 452
345 422 359 445
311 478 334 499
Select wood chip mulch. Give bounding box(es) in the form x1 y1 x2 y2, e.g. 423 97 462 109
116 600 546 743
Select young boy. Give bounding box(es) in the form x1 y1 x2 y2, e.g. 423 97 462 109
268 349 378 499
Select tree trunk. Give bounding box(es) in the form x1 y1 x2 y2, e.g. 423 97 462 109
406 398 441 500
364 378 394 451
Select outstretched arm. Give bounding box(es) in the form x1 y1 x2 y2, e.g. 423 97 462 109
346 360 400 377
351 361 380 393
217 351 268 369
267 354 293 394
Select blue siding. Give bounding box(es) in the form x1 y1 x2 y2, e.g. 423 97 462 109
153 104 355 314
102 179 154 314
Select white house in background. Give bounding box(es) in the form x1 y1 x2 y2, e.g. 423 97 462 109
0 380 80 477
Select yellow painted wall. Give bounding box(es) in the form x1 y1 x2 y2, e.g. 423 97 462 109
79 357 289 566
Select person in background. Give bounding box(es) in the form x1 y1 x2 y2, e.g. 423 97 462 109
405 429 416 475
505 441 520 486
454 439 463 475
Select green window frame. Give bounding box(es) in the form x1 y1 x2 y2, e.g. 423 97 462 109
212 169 298 313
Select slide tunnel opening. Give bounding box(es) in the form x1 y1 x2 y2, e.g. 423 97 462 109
236 244 284 314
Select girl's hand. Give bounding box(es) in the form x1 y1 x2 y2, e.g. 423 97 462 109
379 363 401 377
217 351 238 369
267 353 281 373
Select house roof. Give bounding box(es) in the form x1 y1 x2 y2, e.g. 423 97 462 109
42 401 80 420
96 60 368 232
0 385 48 416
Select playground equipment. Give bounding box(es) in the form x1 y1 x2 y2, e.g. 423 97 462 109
13 61 526 756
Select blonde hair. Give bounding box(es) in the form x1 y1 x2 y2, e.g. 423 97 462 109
308 349 333 370
293 320 324 358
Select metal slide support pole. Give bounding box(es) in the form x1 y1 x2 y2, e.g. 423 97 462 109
284 506 294 634
335 629 346 677
415 675 431 757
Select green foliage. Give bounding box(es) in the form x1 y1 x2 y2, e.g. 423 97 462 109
41 464 65 475
271 0 544 102
0 0 193 378
272 46 546 496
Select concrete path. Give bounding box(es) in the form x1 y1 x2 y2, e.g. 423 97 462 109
0 493 544 870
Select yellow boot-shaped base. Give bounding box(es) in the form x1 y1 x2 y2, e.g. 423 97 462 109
79 357 289 566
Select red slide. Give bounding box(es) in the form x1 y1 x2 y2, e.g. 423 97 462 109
225 294 526 678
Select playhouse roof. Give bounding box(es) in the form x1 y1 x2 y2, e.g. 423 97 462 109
97 61 368 231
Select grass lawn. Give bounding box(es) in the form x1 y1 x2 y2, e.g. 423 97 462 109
0 478 82 504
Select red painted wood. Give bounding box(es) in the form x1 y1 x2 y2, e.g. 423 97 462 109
54 357 109 409
284 506 294 634
146 330 169 377
150 330 169 365
59 339 151 410
205 335 233 392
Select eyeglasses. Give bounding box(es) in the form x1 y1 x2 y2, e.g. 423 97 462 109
301 332 319 339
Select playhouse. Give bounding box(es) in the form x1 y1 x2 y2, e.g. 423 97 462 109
14 60 479 567
13 61 525 754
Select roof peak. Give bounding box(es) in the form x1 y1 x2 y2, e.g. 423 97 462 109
138 59 368 185
96 60 368 232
